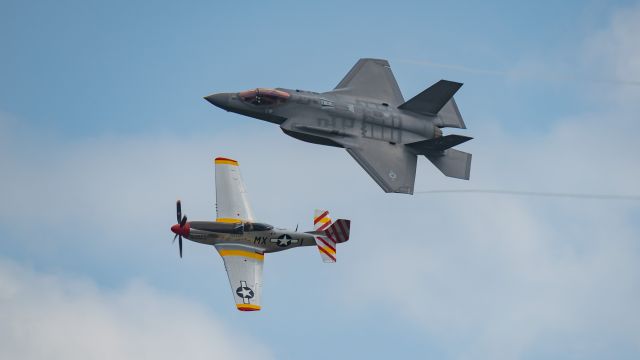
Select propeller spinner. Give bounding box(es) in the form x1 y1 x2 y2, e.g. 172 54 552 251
171 200 189 258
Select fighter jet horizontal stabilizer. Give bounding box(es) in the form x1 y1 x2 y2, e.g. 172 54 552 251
407 135 472 180
425 149 472 180
407 134 473 153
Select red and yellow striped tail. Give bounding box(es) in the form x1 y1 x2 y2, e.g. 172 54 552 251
313 210 351 263
315 235 337 263
314 209 332 231
325 219 351 243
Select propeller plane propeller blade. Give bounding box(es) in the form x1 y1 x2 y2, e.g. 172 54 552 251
172 200 187 258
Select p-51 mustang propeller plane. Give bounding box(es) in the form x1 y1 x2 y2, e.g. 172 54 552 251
170 157 351 311
205 58 473 194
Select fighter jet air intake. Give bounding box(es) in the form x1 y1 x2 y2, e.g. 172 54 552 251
205 58 473 194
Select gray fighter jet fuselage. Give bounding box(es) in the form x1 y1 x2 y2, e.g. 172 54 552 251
207 88 443 146
205 58 473 194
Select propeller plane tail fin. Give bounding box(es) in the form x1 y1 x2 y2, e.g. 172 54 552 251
313 209 351 263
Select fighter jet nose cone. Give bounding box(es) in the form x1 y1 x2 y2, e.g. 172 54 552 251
204 93 229 108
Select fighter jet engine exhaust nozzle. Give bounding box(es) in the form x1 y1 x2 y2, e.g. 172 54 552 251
171 200 189 258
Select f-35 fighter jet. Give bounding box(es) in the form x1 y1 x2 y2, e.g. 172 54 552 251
205 58 472 194
170 157 351 311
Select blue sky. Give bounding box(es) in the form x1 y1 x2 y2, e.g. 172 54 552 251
1 1 640 359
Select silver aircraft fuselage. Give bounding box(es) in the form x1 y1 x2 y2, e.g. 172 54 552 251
172 220 317 253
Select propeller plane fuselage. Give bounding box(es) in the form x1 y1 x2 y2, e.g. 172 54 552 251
170 220 317 253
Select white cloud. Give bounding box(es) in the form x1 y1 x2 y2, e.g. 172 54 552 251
0 258 273 360
585 3 640 102
1 83 640 360
1 5 640 359
344 191 640 359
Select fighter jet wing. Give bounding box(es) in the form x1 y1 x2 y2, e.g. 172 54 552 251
345 139 418 194
215 244 264 311
214 157 255 222
330 58 405 106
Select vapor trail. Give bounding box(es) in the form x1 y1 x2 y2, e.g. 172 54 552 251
398 59 640 87
414 189 640 201
400 59 509 76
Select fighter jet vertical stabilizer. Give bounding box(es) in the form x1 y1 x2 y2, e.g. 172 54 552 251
398 80 466 129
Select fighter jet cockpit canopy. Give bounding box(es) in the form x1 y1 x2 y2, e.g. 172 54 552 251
239 88 290 106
